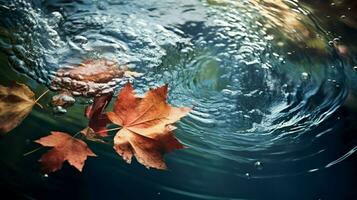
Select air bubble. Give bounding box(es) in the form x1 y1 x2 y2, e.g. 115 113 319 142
53 106 67 114
301 72 310 81
254 161 263 170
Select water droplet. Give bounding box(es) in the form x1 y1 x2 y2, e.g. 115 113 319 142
42 174 49 179
73 35 88 44
333 38 340 43
254 161 263 170
245 173 251 179
301 72 309 81
340 15 346 19
277 42 284 46
25 139 31 145
353 66 357 71
53 106 67 114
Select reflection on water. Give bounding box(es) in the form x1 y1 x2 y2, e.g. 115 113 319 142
0 0 357 199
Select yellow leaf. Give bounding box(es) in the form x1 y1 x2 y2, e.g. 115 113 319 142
0 82 36 134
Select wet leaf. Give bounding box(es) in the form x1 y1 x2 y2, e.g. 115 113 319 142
84 93 113 136
56 59 125 84
107 82 191 169
80 127 106 143
0 82 36 134
35 132 96 173
51 59 142 97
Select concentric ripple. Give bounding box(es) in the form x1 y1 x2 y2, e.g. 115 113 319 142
0 0 355 199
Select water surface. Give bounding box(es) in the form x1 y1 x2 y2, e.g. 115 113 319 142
0 0 357 199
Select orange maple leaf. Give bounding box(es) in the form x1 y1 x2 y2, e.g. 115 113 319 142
107 82 191 169
35 132 96 173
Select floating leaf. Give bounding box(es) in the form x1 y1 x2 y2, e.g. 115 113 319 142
0 82 37 134
107 82 191 169
35 132 96 173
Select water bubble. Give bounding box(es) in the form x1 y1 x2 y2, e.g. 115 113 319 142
353 66 357 71
254 161 263 170
301 72 310 81
340 15 346 19
53 106 67 114
97 2 107 10
245 173 251 179
42 174 49 179
73 35 88 44
333 38 340 43
50 12 63 25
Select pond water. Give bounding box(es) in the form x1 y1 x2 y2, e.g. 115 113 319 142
1 0 357 199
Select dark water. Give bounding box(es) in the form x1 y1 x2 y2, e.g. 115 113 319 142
1 0 357 199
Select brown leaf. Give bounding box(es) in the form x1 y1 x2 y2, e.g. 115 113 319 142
56 59 125 83
0 82 36 134
50 59 141 97
80 127 106 143
35 132 96 173
107 82 191 169
84 93 113 136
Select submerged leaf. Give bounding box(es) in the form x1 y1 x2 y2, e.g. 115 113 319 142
35 132 96 173
0 82 36 134
107 82 191 169
84 93 113 136
50 59 142 97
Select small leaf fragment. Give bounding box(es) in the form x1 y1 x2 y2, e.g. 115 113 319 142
80 127 106 143
85 93 113 136
35 132 96 173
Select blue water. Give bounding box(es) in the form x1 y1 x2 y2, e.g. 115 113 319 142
0 0 357 199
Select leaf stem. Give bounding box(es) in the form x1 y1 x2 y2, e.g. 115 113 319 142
23 127 121 157
23 146 43 157
34 89 50 108
72 131 81 138
97 127 121 134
